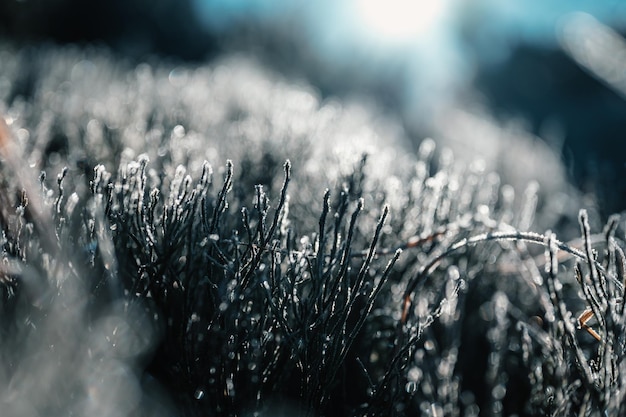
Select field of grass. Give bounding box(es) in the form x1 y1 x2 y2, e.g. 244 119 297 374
0 45 625 416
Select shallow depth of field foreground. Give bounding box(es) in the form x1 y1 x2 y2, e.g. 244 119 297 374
1 45 626 417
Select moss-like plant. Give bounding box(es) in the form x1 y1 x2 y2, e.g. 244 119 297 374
0 44 624 417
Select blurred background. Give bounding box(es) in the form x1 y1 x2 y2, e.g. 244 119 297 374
2 0 626 216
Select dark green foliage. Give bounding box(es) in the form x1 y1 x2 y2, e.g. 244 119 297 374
1 45 625 417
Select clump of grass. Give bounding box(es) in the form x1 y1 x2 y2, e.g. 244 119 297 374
0 44 625 417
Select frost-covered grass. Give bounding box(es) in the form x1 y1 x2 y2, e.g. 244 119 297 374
0 44 625 416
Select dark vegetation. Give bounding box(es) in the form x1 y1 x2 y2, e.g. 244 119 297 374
1 45 626 416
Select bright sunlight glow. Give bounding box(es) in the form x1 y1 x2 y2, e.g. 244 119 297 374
354 0 448 43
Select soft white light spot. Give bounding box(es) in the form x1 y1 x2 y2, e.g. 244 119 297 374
354 0 448 42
